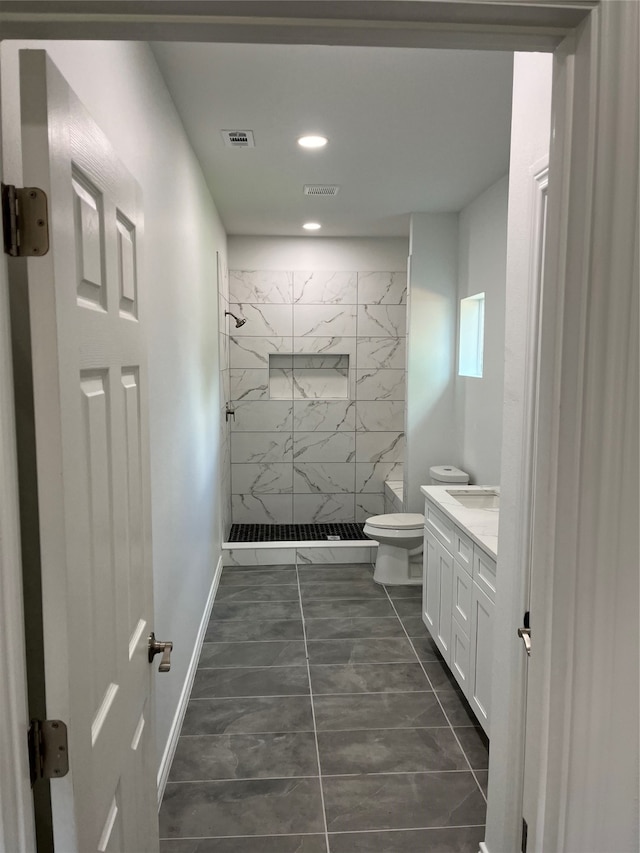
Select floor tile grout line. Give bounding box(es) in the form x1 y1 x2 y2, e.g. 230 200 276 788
201 635 416 644
186 689 445 700
175 723 481 737
165 767 488 785
295 564 332 853
159 823 487 841
383 588 489 805
196 660 438 670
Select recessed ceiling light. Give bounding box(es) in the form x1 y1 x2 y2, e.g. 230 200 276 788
297 135 328 149
303 222 322 231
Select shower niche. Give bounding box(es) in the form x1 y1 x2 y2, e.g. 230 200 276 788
269 353 350 400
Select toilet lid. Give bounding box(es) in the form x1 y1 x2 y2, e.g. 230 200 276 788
365 513 425 530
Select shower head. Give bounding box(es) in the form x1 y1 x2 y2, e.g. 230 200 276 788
225 311 247 329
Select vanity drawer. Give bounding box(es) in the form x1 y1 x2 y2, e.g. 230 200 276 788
473 547 497 603
424 500 455 551
452 559 472 633
452 527 473 574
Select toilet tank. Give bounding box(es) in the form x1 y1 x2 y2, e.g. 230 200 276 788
429 465 469 485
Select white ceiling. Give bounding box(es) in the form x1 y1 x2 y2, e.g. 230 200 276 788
152 43 513 237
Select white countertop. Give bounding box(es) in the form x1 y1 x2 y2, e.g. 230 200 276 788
420 485 499 558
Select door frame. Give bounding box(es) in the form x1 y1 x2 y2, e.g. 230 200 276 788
1 2 636 852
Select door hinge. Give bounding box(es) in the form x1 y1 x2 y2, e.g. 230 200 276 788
522 817 528 853
28 719 69 786
2 183 50 257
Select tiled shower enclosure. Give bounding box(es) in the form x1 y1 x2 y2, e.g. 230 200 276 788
224 269 407 525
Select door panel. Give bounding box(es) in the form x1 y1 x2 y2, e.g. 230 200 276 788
17 50 158 852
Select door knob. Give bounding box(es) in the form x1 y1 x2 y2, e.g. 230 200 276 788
148 633 173 672
518 626 531 656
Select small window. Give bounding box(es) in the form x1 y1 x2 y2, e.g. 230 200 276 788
458 292 485 378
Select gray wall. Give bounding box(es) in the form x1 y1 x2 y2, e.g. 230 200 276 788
226 237 408 525
404 214 459 512
455 176 508 484
0 40 228 769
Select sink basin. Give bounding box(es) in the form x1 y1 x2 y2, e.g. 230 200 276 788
446 489 500 510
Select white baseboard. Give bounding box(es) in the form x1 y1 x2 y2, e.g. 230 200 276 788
479 841 491 853
156 554 223 804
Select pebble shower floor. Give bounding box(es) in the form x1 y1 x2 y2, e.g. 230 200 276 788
159 561 489 852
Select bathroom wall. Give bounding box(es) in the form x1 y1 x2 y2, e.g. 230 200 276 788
226 237 408 526
455 175 508 484
404 214 459 512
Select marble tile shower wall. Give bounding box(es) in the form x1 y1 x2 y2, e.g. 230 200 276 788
228 270 407 525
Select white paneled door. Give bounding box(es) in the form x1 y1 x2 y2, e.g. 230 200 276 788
18 50 159 852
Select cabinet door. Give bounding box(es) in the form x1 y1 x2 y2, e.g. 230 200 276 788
422 529 453 662
452 558 472 634
469 581 495 734
451 617 471 694
435 544 454 661
422 529 440 636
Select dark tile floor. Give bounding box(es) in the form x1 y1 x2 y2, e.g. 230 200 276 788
160 563 489 853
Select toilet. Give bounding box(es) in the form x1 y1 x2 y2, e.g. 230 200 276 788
364 465 469 585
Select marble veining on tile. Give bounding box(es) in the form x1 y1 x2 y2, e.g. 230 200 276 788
356 336 406 369
293 462 355 495
355 493 385 522
230 368 270 401
292 367 349 399
355 431 405 463
357 304 407 337
293 494 356 524
230 400 293 432
231 494 293 524
230 336 293 368
357 271 407 305
293 270 357 304
356 369 406 401
231 433 293 464
293 400 356 432
229 270 294 304
355 461 404 493
294 304 357 338
292 432 355 463
232 463 293 494
231 303 294 337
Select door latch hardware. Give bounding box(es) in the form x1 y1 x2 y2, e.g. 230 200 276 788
225 403 235 422
2 184 50 257
518 626 532 656
148 632 173 672
28 719 69 786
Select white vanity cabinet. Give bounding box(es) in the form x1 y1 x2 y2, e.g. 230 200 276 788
422 495 496 735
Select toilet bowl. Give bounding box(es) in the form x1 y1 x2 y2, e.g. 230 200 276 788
363 512 425 585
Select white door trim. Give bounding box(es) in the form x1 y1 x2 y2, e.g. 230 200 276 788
1 3 634 852
524 4 639 849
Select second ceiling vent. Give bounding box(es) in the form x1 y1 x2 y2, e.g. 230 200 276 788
304 185 340 196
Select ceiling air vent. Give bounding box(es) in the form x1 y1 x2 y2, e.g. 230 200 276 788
221 130 255 148
304 185 340 197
